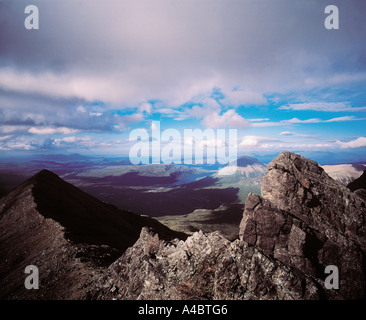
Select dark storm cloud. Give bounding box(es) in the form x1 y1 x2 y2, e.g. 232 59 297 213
1 0 365 105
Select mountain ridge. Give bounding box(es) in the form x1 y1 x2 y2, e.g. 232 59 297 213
90 151 366 300
0 169 186 299
1 152 366 300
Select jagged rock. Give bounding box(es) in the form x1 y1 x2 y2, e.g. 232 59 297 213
240 151 366 299
261 151 366 250
90 151 366 300
88 227 322 300
354 189 366 201
2 152 366 300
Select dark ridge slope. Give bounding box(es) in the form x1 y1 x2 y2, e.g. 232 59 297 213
0 169 186 299
30 170 186 250
347 170 366 200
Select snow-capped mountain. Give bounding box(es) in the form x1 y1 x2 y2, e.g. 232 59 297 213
322 163 366 186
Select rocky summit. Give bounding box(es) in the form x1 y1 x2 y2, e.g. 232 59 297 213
1 152 365 300
89 151 366 300
240 151 366 299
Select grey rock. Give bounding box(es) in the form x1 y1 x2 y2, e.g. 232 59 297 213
240 151 366 299
89 227 322 300
90 151 366 300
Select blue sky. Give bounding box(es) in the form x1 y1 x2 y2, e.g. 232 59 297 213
0 0 365 164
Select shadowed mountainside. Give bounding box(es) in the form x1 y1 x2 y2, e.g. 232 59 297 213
347 170 366 200
0 170 186 299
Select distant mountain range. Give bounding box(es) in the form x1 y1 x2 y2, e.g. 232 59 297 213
0 154 365 240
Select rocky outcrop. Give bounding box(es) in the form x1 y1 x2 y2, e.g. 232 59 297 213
2 152 365 300
89 227 322 300
0 170 186 299
90 151 366 300
240 151 366 299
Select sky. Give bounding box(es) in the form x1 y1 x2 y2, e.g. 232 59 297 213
0 0 365 164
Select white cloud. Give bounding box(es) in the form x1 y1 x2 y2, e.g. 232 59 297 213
201 110 249 129
6 142 33 150
249 118 270 122
286 143 333 149
325 116 361 123
280 102 366 112
0 136 35 151
28 127 80 135
187 98 221 119
240 135 279 147
138 102 153 114
221 88 267 107
336 137 366 149
0 135 12 141
76 106 86 113
113 113 145 131
252 116 363 127
89 112 103 117
0 126 30 134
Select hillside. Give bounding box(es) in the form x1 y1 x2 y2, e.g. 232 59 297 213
0 170 186 299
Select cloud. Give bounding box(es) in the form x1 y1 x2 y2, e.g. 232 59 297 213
286 143 333 149
249 118 270 122
280 102 366 112
252 116 363 127
0 135 12 141
304 73 366 87
1 0 366 156
76 106 86 113
336 137 366 149
280 131 316 138
0 125 30 134
28 127 80 135
138 102 153 114
187 98 222 119
201 110 249 129
89 112 103 117
221 88 267 107
240 135 279 147
1 0 365 110
113 113 145 131
325 116 361 123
